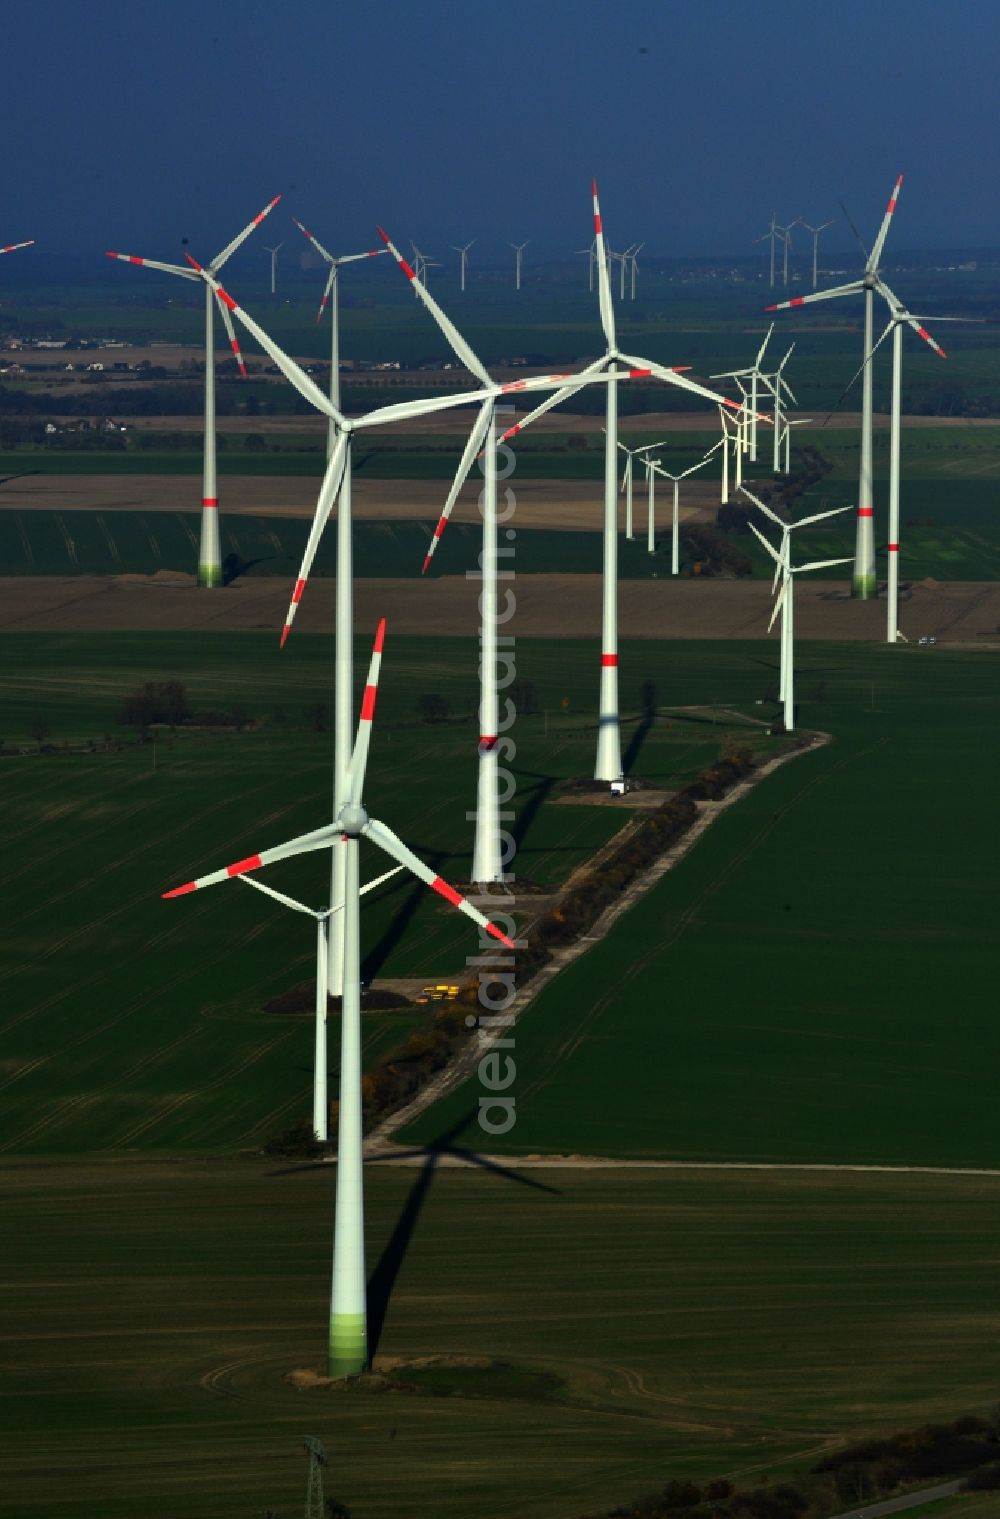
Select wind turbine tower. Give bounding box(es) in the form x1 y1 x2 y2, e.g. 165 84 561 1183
264 241 284 295
797 221 833 289
510 240 528 290
452 240 474 292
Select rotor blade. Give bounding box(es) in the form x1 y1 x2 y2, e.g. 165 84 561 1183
615 351 762 418
868 175 903 273
240 874 319 918
360 864 405 898
738 485 785 528
748 520 782 567
362 817 516 949
355 368 634 434
280 430 349 647
162 821 338 897
591 179 616 350
794 557 853 574
186 256 346 427
104 250 198 281
292 216 334 265
755 322 774 367
315 264 336 325
767 575 789 633
378 226 490 385
214 291 248 378
494 356 608 443
0 240 33 255
839 200 870 265
765 279 864 312
210 194 282 273
794 503 854 530
825 321 895 420
344 618 386 806
423 400 494 573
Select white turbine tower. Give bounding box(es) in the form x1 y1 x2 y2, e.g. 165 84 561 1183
239 864 402 1140
452 240 475 292
743 496 852 730
835 290 972 643
378 227 643 880
766 174 922 598
163 620 516 1378
510 241 528 291
292 217 387 996
264 241 284 295
652 444 721 570
628 243 643 300
105 195 280 587
492 180 757 784
797 220 834 290
755 212 781 288
576 239 597 292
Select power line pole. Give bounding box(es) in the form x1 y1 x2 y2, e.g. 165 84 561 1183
304 1437 327 1519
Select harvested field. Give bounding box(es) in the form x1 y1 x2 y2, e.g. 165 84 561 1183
2 570 1000 642
0 469 720 529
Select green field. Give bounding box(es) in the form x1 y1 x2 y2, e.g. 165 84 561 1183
0 632 767 1155
398 638 1000 1168
6 1158 1000 1519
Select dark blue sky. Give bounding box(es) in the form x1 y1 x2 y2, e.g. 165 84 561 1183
7 0 998 263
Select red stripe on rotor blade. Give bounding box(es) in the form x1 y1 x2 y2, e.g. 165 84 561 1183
162 881 197 898
400 260 417 281
433 518 447 539
788 297 804 307
857 508 874 518
217 286 238 311
279 623 292 649
291 578 307 604
105 250 118 259
431 876 463 908
486 921 516 950
594 213 602 235
629 368 651 378
373 617 386 653
359 684 377 721
226 855 262 878
421 555 432 575
129 256 144 265
601 654 618 667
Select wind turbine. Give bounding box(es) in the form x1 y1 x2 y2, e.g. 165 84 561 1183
766 174 923 598
755 213 781 288
710 324 773 461
378 227 645 881
264 241 284 295
759 344 796 474
492 180 760 784
163 620 516 1378
182 260 613 925
290 218 387 997
796 220 834 289
628 243 643 300
105 195 280 587
834 292 973 643
452 240 474 292
617 438 666 542
747 522 851 735
777 221 795 287
239 864 402 1140
510 241 528 291
651 444 721 570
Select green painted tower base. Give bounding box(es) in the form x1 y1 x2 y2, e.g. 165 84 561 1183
328 1313 368 1378
198 563 223 588
851 573 876 600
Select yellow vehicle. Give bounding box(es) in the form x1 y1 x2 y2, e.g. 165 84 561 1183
415 984 460 1004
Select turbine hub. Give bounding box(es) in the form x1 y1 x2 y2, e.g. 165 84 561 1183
338 802 368 838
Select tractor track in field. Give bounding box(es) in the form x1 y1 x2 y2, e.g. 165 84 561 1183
364 730 836 1156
